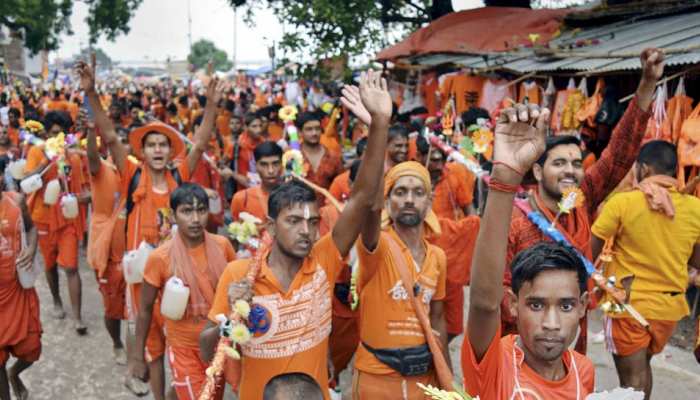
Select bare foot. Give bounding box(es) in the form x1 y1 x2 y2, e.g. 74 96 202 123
52 303 66 319
9 370 28 400
124 375 150 397
113 347 127 366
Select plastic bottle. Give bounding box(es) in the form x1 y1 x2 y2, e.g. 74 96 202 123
8 160 26 180
20 175 42 194
122 241 153 284
43 179 61 205
160 277 190 320
60 194 79 218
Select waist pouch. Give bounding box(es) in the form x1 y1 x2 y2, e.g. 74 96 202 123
363 342 433 376
334 283 351 307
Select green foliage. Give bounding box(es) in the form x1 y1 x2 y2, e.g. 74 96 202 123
0 0 142 54
231 0 453 62
187 39 233 72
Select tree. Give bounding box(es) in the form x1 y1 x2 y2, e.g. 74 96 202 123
0 0 142 54
187 39 233 72
231 0 455 62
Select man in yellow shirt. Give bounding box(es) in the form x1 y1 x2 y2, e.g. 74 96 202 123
592 140 700 399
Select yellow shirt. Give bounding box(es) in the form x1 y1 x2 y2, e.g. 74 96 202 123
592 189 700 321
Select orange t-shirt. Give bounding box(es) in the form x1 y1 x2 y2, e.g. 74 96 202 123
230 186 268 221
303 146 344 190
47 99 70 113
268 123 284 142
461 328 594 399
422 72 440 116
328 171 351 202
89 161 126 264
208 234 343 400
355 228 447 376
441 74 485 115
7 126 20 147
216 111 232 137
143 234 235 348
432 163 475 220
24 146 84 229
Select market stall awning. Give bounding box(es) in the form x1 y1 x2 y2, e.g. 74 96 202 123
376 7 569 61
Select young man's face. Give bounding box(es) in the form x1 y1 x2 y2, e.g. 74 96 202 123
247 118 263 140
47 123 62 138
230 118 243 135
533 144 584 200
8 111 19 127
256 155 282 189
173 199 209 242
260 116 270 132
387 136 408 165
509 269 588 362
426 150 446 183
142 133 172 171
0 126 9 146
269 202 320 260
386 176 431 228
300 120 322 145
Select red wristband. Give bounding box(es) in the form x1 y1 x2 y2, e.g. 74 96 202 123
492 161 525 176
487 178 520 193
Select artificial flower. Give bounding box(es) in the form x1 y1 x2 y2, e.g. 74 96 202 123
234 300 251 319
230 322 251 344
278 105 298 122
558 187 585 214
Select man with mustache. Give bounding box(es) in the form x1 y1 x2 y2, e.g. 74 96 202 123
463 100 595 400
200 70 391 399
229 141 284 223
501 48 665 353
298 111 344 190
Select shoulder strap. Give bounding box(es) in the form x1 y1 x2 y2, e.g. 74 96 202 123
384 234 454 391
125 167 142 218
170 166 183 186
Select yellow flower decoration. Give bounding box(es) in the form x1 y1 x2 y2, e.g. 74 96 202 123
223 346 241 360
234 300 251 319
25 120 45 133
230 323 251 344
44 132 66 158
558 187 585 214
417 383 477 400
278 105 298 123
472 129 493 154
282 149 305 176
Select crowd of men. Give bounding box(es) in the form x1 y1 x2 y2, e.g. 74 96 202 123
1 46 699 400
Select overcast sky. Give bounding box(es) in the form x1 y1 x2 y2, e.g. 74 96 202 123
54 0 484 63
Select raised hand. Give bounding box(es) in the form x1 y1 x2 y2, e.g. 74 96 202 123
640 48 665 83
493 104 549 182
358 69 392 121
74 59 96 93
341 84 371 126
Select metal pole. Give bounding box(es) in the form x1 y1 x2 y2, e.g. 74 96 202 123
187 0 193 50
233 7 238 71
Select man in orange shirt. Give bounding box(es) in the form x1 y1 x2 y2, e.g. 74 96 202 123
78 59 222 400
329 138 366 202
351 160 448 399
230 141 283 222
232 113 265 190
414 135 475 219
298 112 344 189
0 162 40 400
199 70 391 399
134 183 235 400
23 111 88 333
7 108 22 147
463 102 595 400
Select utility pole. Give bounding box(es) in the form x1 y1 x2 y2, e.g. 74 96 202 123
232 6 238 71
187 0 193 50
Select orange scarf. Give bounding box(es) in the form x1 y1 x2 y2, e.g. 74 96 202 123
128 167 179 248
634 175 679 218
533 191 592 259
169 232 228 319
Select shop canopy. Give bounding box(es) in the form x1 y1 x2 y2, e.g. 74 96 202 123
376 7 570 61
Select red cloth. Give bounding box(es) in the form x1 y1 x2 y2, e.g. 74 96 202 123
377 7 568 60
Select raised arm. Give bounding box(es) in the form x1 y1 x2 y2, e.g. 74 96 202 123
468 104 549 361
581 48 664 212
75 54 128 172
84 111 101 176
187 64 225 174
332 70 391 257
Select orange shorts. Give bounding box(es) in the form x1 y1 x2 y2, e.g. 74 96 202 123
95 261 126 320
351 369 437 400
167 345 224 400
445 281 464 336
0 306 42 365
36 223 79 269
605 317 677 357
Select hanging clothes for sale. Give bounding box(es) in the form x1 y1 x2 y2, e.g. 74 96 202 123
421 71 440 116
479 77 514 115
665 77 694 144
560 78 587 134
542 77 556 112
643 82 671 143
678 103 700 184
518 80 542 105
440 72 485 115
576 78 605 135
550 78 577 134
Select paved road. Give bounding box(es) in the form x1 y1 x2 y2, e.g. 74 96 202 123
16 253 700 399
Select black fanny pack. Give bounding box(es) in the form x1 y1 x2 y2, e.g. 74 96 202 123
362 342 433 376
